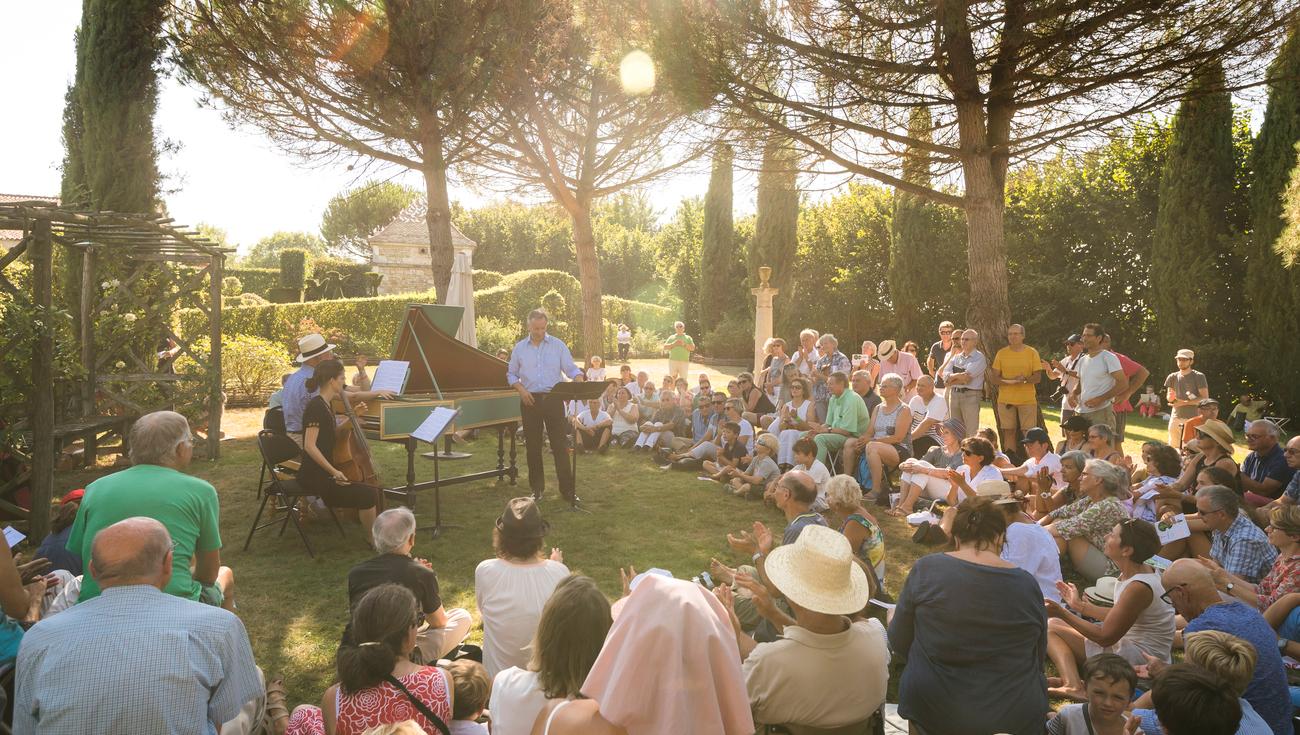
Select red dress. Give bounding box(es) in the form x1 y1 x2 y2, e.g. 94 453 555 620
285 666 452 735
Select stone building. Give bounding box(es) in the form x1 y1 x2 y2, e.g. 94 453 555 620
369 199 477 296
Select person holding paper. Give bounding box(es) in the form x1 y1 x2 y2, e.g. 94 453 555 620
299 360 380 545
506 309 585 505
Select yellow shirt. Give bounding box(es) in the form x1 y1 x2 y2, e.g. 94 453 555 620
993 345 1041 405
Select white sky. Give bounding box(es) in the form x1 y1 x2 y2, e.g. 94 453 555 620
0 3 726 253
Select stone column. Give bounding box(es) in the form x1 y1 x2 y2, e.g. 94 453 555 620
752 266 779 374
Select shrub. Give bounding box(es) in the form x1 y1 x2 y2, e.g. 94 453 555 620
702 312 755 359
629 329 666 359
473 269 504 290
221 276 244 297
225 267 278 298
279 249 308 289
475 316 521 356
175 334 292 403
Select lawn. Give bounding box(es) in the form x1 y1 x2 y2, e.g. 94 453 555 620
52 370 1230 708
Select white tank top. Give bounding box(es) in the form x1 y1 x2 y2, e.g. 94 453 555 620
1116 571 1176 662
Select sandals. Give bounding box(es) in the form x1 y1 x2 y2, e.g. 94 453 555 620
265 677 289 735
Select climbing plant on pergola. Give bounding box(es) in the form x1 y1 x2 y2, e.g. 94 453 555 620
0 200 228 538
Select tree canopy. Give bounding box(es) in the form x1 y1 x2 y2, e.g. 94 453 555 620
241 230 327 269
320 180 420 259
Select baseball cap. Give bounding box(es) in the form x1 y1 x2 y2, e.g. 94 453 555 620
1023 427 1052 445
1064 334 1082 345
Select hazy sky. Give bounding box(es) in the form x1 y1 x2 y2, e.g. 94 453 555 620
1 4 724 253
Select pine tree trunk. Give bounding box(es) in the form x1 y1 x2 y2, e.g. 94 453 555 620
422 157 455 305
570 202 605 360
961 155 1011 357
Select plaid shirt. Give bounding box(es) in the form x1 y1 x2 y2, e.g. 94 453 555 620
812 351 851 403
1212 511 1279 584
16 585 262 734
1255 553 1300 611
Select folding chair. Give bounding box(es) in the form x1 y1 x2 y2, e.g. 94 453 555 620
245 430 343 558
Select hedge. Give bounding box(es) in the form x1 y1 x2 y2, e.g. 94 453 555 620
472 269 505 290
225 267 279 298
176 267 674 357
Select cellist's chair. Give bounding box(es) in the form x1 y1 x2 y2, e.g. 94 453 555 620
246 430 343 558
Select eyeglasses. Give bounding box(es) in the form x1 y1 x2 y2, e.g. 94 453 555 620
1159 583 1187 604
1285 448 1300 456
960 337 975 342
961 449 976 455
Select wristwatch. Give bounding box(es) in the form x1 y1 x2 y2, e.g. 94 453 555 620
1280 638 1288 650
1225 582 1235 594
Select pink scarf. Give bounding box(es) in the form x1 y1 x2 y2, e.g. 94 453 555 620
582 575 754 734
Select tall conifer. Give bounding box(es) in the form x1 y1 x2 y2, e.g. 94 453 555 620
700 144 737 334
750 135 799 297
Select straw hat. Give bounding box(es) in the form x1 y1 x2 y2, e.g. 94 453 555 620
878 340 899 360
762 525 870 615
294 333 336 363
976 480 1012 498
756 433 779 455
1175 348 1195 360
1194 419 1235 453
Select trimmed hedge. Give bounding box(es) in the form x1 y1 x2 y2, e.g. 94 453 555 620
226 267 279 297
472 269 505 290
279 249 307 289
178 268 675 358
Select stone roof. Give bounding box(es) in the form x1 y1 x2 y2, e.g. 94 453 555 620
369 199 475 248
0 193 60 241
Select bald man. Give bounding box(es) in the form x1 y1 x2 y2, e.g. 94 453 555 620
939 329 986 439
16 518 265 735
1157 559 1290 735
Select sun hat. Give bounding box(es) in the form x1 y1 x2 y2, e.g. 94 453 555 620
1195 420 1235 453
294 333 337 363
1061 414 1092 433
763 525 870 615
878 340 899 360
495 497 550 538
1023 427 1052 445
976 480 1012 498
1175 348 1195 360
1085 575 1118 603
756 433 779 454
940 417 966 439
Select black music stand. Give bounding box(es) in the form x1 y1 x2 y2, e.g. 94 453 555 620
551 381 607 513
409 407 461 538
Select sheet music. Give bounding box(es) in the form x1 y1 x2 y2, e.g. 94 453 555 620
3 526 25 549
370 360 410 395
410 406 460 444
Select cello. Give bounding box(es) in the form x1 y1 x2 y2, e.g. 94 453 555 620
332 390 385 512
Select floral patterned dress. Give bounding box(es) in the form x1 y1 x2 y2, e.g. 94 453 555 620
285 666 452 735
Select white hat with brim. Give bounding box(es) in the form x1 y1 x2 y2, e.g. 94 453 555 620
294 333 337 364
1194 419 1235 453
762 525 870 615
976 480 1012 498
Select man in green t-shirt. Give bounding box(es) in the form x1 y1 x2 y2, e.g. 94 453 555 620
663 321 695 380
67 410 235 611
804 372 870 465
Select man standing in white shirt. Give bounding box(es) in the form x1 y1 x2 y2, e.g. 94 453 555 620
940 329 987 438
1070 323 1127 434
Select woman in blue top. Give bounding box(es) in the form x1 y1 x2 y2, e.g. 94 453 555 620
889 496 1049 735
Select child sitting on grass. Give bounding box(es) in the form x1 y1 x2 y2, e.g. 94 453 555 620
1046 653 1134 734
446 658 491 735
728 433 781 499
700 422 749 481
791 436 833 512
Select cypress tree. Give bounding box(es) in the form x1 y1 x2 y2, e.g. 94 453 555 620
1248 27 1300 414
750 135 800 297
1150 61 1241 378
700 143 736 334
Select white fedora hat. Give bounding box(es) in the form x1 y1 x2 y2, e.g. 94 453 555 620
294 333 337 364
763 525 870 615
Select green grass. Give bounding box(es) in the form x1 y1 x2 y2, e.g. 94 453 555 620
53 397 1233 707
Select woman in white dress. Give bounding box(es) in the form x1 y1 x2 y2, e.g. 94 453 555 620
775 377 814 466
1044 518 1174 702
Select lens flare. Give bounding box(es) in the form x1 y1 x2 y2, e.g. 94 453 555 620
620 50 656 95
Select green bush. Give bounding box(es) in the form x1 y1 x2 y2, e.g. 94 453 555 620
279 249 308 289
221 276 244 297
310 257 373 298
702 312 754 359
629 329 666 359
473 269 505 290
475 316 521 356
174 334 292 403
226 267 278 297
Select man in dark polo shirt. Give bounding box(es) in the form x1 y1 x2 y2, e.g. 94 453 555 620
346 508 471 661
1241 420 1296 507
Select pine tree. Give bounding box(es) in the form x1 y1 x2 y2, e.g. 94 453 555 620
1248 27 1300 414
60 0 166 211
750 135 799 297
889 108 968 342
700 143 736 334
1150 61 1242 382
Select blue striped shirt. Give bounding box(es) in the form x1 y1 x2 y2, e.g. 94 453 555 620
16 585 262 734
506 334 581 393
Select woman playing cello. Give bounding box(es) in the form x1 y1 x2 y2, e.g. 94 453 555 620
301 359 381 546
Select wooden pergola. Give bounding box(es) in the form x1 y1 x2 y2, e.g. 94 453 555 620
0 201 229 539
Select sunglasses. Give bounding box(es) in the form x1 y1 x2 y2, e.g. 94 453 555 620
961 449 976 455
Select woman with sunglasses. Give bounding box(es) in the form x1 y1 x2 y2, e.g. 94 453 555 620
1044 518 1173 702
737 372 776 428
774 377 815 468
1041 459 1132 582
1057 415 1091 455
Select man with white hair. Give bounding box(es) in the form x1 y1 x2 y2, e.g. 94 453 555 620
939 329 986 438
346 508 472 661
67 411 236 611
16 518 264 734
811 334 851 423
1241 420 1296 507
662 321 695 380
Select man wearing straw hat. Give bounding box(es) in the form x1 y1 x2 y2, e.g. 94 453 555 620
281 332 395 447
717 524 889 731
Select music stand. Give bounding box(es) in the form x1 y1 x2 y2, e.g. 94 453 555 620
551 381 607 512
408 406 462 538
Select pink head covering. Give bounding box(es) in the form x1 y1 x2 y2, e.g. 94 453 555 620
581 575 754 735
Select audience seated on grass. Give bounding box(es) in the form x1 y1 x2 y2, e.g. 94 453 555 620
1044 518 1174 701
0 517 79 669
490 575 611 735
824 475 886 582
1045 653 1135 735
714 524 888 731
987 480 1063 602
1166 420 1241 501
1161 485 1277 584
999 427 1064 497
772 376 815 467
905 375 946 456
848 372 913 493
1031 450 1088 519
35 488 83 576
347 508 472 663
890 496 1049 735
1042 459 1131 582
475 498 569 678
700 420 751 481
1127 442 1182 522
286 584 453 735
942 436 1003 506
68 410 236 612
572 398 613 454
787 437 832 511
662 392 727 465
891 418 966 516
1057 414 1091 455
1133 631 1274 735
608 387 640 448
445 659 491 735
723 433 781 500
17 518 265 734
803 371 869 469
632 389 684 452
1241 420 1295 508
1157 559 1291 735
1149 664 1244 735
531 574 754 735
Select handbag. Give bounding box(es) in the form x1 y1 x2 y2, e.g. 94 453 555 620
384 673 451 735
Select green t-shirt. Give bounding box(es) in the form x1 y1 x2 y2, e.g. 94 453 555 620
826 389 870 435
664 334 694 362
68 464 223 603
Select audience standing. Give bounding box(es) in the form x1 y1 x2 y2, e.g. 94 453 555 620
989 323 1042 459
1165 348 1210 449
1072 324 1128 434
877 340 923 399
1101 334 1150 443
926 321 955 389
662 321 695 380
939 329 987 439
